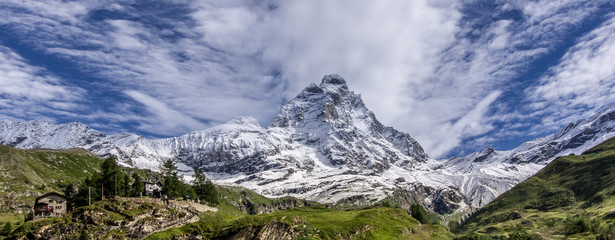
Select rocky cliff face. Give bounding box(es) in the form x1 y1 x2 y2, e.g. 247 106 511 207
227 221 298 240
269 74 428 171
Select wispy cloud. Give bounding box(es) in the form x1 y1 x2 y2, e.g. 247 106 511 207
408 0 615 157
124 90 208 134
1 0 285 136
0 0 614 158
527 14 615 132
0 46 86 121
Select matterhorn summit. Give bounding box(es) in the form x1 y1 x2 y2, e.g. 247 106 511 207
270 74 428 172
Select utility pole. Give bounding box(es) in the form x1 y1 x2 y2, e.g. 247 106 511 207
88 187 91 206
101 184 104 200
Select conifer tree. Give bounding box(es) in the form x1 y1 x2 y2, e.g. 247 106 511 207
62 183 75 210
161 159 182 198
192 167 219 205
131 172 144 197
101 156 122 198
410 204 432 224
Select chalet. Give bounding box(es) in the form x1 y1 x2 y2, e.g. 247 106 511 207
34 192 67 219
144 181 161 197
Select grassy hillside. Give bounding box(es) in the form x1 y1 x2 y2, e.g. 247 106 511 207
456 136 615 239
0 145 105 227
0 145 104 191
146 186 454 240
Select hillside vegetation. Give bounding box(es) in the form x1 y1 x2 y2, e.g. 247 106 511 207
0 145 103 192
0 145 104 227
147 186 454 240
456 136 615 239
4 197 218 240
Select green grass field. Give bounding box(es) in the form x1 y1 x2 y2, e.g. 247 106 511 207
146 185 454 239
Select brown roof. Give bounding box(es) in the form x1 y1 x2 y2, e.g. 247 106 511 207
35 192 67 201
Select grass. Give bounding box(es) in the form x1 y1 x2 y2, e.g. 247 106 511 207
148 206 455 240
147 186 455 239
0 146 104 188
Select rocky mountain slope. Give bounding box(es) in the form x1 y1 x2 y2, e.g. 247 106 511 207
2 75 615 214
436 102 615 208
455 136 615 239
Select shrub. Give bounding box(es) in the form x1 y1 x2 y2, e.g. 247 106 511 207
0 222 12 236
563 215 589 235
508 227 531 240
535 188 576 211
581 193 605 208
410 204 432 224
596 223 615 240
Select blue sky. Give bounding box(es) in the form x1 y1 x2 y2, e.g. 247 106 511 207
1 0 614 159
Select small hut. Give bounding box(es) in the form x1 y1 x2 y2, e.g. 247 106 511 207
34 192 67 219
144 181 162 197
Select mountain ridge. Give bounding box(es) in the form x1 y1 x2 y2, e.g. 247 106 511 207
455 136 615 238
1 75 615 215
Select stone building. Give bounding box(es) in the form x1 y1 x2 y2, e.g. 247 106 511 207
34 192 67 219
144 181 162 197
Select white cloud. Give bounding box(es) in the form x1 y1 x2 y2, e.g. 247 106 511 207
259 0 460 117
0 46 86 120
108 20 148 50
528 14 615 131
254 0 466 157
1 0 614 158
124 90 208 135
405 0 614 156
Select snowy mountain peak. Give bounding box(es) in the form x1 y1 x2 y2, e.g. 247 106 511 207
0 119 106 149
271 74 365 129
320 74 348 90
268 75 428 172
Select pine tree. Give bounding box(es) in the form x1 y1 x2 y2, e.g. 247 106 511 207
62 183 75 210
192 167 219 205
120 173 130 197
131 173 144 197
74 177 100 207
100 156 122 198
161 159 181 198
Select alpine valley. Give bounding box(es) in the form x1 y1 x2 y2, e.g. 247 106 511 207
2 75 615 216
